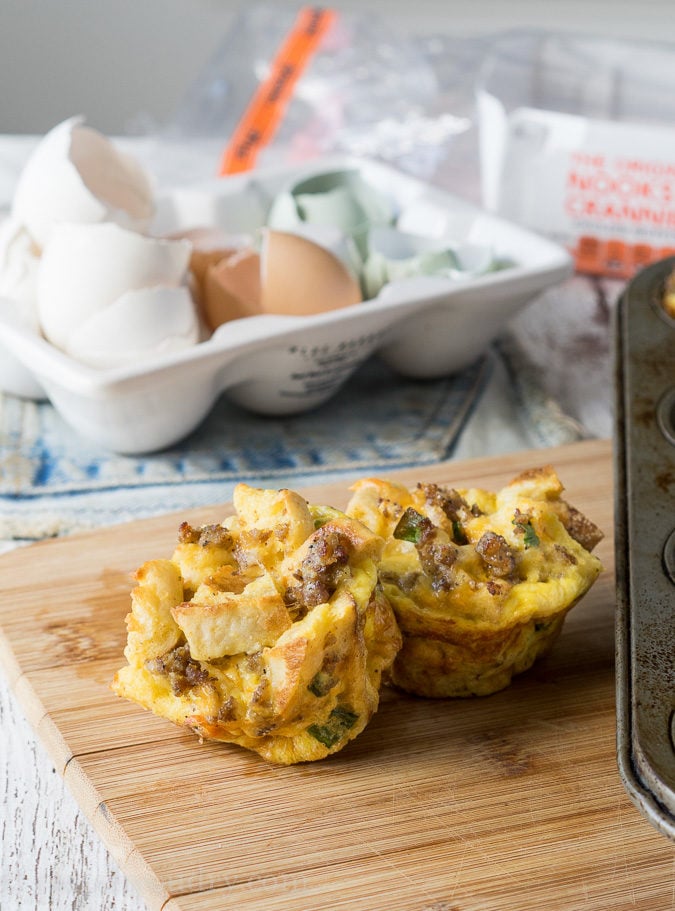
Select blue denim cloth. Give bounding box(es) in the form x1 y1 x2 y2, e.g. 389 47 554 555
0 354 491 540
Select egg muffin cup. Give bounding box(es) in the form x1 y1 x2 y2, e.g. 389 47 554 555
346 466 603 698
112 484 401 764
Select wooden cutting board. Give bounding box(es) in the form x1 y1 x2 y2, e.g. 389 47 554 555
1 438 672 911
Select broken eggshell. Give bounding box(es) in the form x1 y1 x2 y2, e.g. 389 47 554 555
166 226 252 319
260 228 362 316
37 222 197 367
362 226 499 299
0 216 41 319
396 200 511 272
267 168 395 259
202 247 262 329
12 116 155 250
66 286 199 369
280 221 362 279
0 217 45 397
199 228 362 329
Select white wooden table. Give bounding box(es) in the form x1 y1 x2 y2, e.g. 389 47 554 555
1 675 145 910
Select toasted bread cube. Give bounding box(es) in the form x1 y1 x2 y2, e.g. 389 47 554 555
172 572 291 660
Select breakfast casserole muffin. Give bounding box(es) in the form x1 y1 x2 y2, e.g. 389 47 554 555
112 484 401 764
346 466 603 698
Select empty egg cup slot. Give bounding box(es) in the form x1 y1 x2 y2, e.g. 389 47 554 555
657 388 675 447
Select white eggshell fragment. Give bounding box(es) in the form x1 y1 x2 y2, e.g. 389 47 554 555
12 116 155 249
0 218 44 398
66 286 199 369
37 222 192 351
0 217 41 326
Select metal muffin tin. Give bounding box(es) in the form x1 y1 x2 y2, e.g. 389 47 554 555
615 256 675 840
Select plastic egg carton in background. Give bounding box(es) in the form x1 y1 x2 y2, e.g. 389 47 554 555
0 156 572 454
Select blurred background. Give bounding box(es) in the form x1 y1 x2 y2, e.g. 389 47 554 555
1 0 673 135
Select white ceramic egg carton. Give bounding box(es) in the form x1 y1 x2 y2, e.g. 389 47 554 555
0 156 572 454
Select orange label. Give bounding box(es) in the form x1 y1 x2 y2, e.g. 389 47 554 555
218 7 336 176
573 235 675 279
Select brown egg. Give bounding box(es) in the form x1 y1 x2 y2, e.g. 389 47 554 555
190 247 238 299
202 249 263 330
260 229 362 316
165 226 244 312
